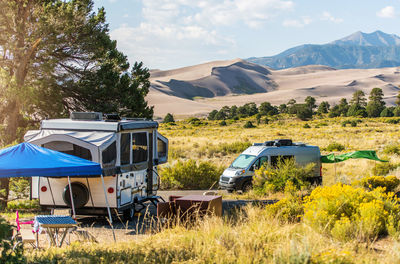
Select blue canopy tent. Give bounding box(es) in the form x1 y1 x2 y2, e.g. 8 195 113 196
0 143 115 238
0 142 102 177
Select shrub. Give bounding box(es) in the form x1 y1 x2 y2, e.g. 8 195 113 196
207 141 252 156
163 113 175 123
303 123 311 128
160 160 224 190
219 120 227 126
383 144 400 155
7 199 39 210
267 183 304 223
384 118 400 124
0 216 25 263
325 142 345 152
353 175 400 193
253 158 314 194
243 121 255 128
372 162 399 176
304 184 400 242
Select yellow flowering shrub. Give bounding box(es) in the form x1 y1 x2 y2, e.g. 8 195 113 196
304 183 400 242
352 175 400 193
267 182 304 223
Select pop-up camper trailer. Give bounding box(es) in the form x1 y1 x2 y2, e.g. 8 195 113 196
24 112 168 219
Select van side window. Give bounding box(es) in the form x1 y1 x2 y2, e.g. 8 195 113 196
102 142 117 167
270 155 294 167
250 156 269 171
132 132 148 163
120 133 131 165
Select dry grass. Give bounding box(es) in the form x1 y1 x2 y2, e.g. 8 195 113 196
14 116 400 263
25 205 400 263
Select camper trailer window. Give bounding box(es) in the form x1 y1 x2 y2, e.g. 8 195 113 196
157 137 167 158
102 142 117 167
270 155 294 167
43 142 92 161
132 132 148 163
120 133 131 165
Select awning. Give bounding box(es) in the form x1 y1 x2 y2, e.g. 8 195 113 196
321 150 388 164
0 142 102 177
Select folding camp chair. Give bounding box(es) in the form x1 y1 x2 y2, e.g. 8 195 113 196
12 210 37 249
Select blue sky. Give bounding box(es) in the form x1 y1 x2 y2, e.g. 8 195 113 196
94 0 400 70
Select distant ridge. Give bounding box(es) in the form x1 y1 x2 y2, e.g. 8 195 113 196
247 31 400 69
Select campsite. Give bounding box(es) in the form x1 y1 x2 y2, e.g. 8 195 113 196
1 114 400 263
4 0 400 263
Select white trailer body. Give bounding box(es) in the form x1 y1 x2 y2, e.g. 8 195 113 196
25 113 168 217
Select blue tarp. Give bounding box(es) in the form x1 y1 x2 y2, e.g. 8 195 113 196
0 142 102 178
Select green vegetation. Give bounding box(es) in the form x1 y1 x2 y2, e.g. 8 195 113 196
253 158 315 194
160 159 223 189
163 113 175 123
0 216 25 263
0 0 153 208
325 142 345 152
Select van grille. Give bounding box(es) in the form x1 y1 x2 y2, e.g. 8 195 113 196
221 176 230 182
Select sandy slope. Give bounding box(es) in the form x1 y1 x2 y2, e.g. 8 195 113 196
147 60 400 118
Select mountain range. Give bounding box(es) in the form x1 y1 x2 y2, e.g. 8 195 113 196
247 31 400 69
147 31 400 118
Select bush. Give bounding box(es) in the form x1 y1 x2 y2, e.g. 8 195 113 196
0 216 25 263
160 160 224 190
243 121 255 128
325 142 345 152
304 184 400 242
207 141 252 156
163 113 175 123
372 162 399 176
253 158 315 194
7 199 39 210
266 183 304 223
303 123 311 128
353 175 400 193
384 118 400 124
219 120 227 126
383 144 400 155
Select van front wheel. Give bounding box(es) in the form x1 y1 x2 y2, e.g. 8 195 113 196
242 181 252 192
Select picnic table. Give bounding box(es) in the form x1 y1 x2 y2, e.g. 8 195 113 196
34 215 77 247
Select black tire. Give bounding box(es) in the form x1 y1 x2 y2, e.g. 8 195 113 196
227 189 234 193
63 182 89 208
241 181 252 192
123 207 135 221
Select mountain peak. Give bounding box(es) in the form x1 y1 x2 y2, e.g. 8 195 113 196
331 30 400 46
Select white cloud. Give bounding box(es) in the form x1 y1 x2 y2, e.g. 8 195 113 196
377 6 395 18
111 0 294 69
283 16 312 28
320 11 343 23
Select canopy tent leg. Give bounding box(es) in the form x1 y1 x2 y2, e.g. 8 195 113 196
67 176 76 219
100 174 116 242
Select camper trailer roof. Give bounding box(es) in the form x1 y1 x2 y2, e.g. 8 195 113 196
40 119 158 132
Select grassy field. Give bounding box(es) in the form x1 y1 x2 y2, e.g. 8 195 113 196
11 115 400 263
159 116 400 187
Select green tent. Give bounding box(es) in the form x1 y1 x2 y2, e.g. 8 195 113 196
321 150 387 163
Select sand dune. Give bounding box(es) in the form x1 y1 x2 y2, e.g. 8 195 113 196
147 60 400 118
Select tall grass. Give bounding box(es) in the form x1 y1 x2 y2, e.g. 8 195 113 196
26 205 400 263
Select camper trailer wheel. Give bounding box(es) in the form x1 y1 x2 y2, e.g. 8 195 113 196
123 208 135 221
241 181 252 192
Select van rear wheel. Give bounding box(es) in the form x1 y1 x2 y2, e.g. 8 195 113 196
242 181 252 192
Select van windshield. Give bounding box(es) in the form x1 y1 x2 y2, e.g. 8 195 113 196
230 154 256 169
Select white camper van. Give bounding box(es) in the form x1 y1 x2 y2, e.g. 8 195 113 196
219 139 321 192
24 112 168 219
